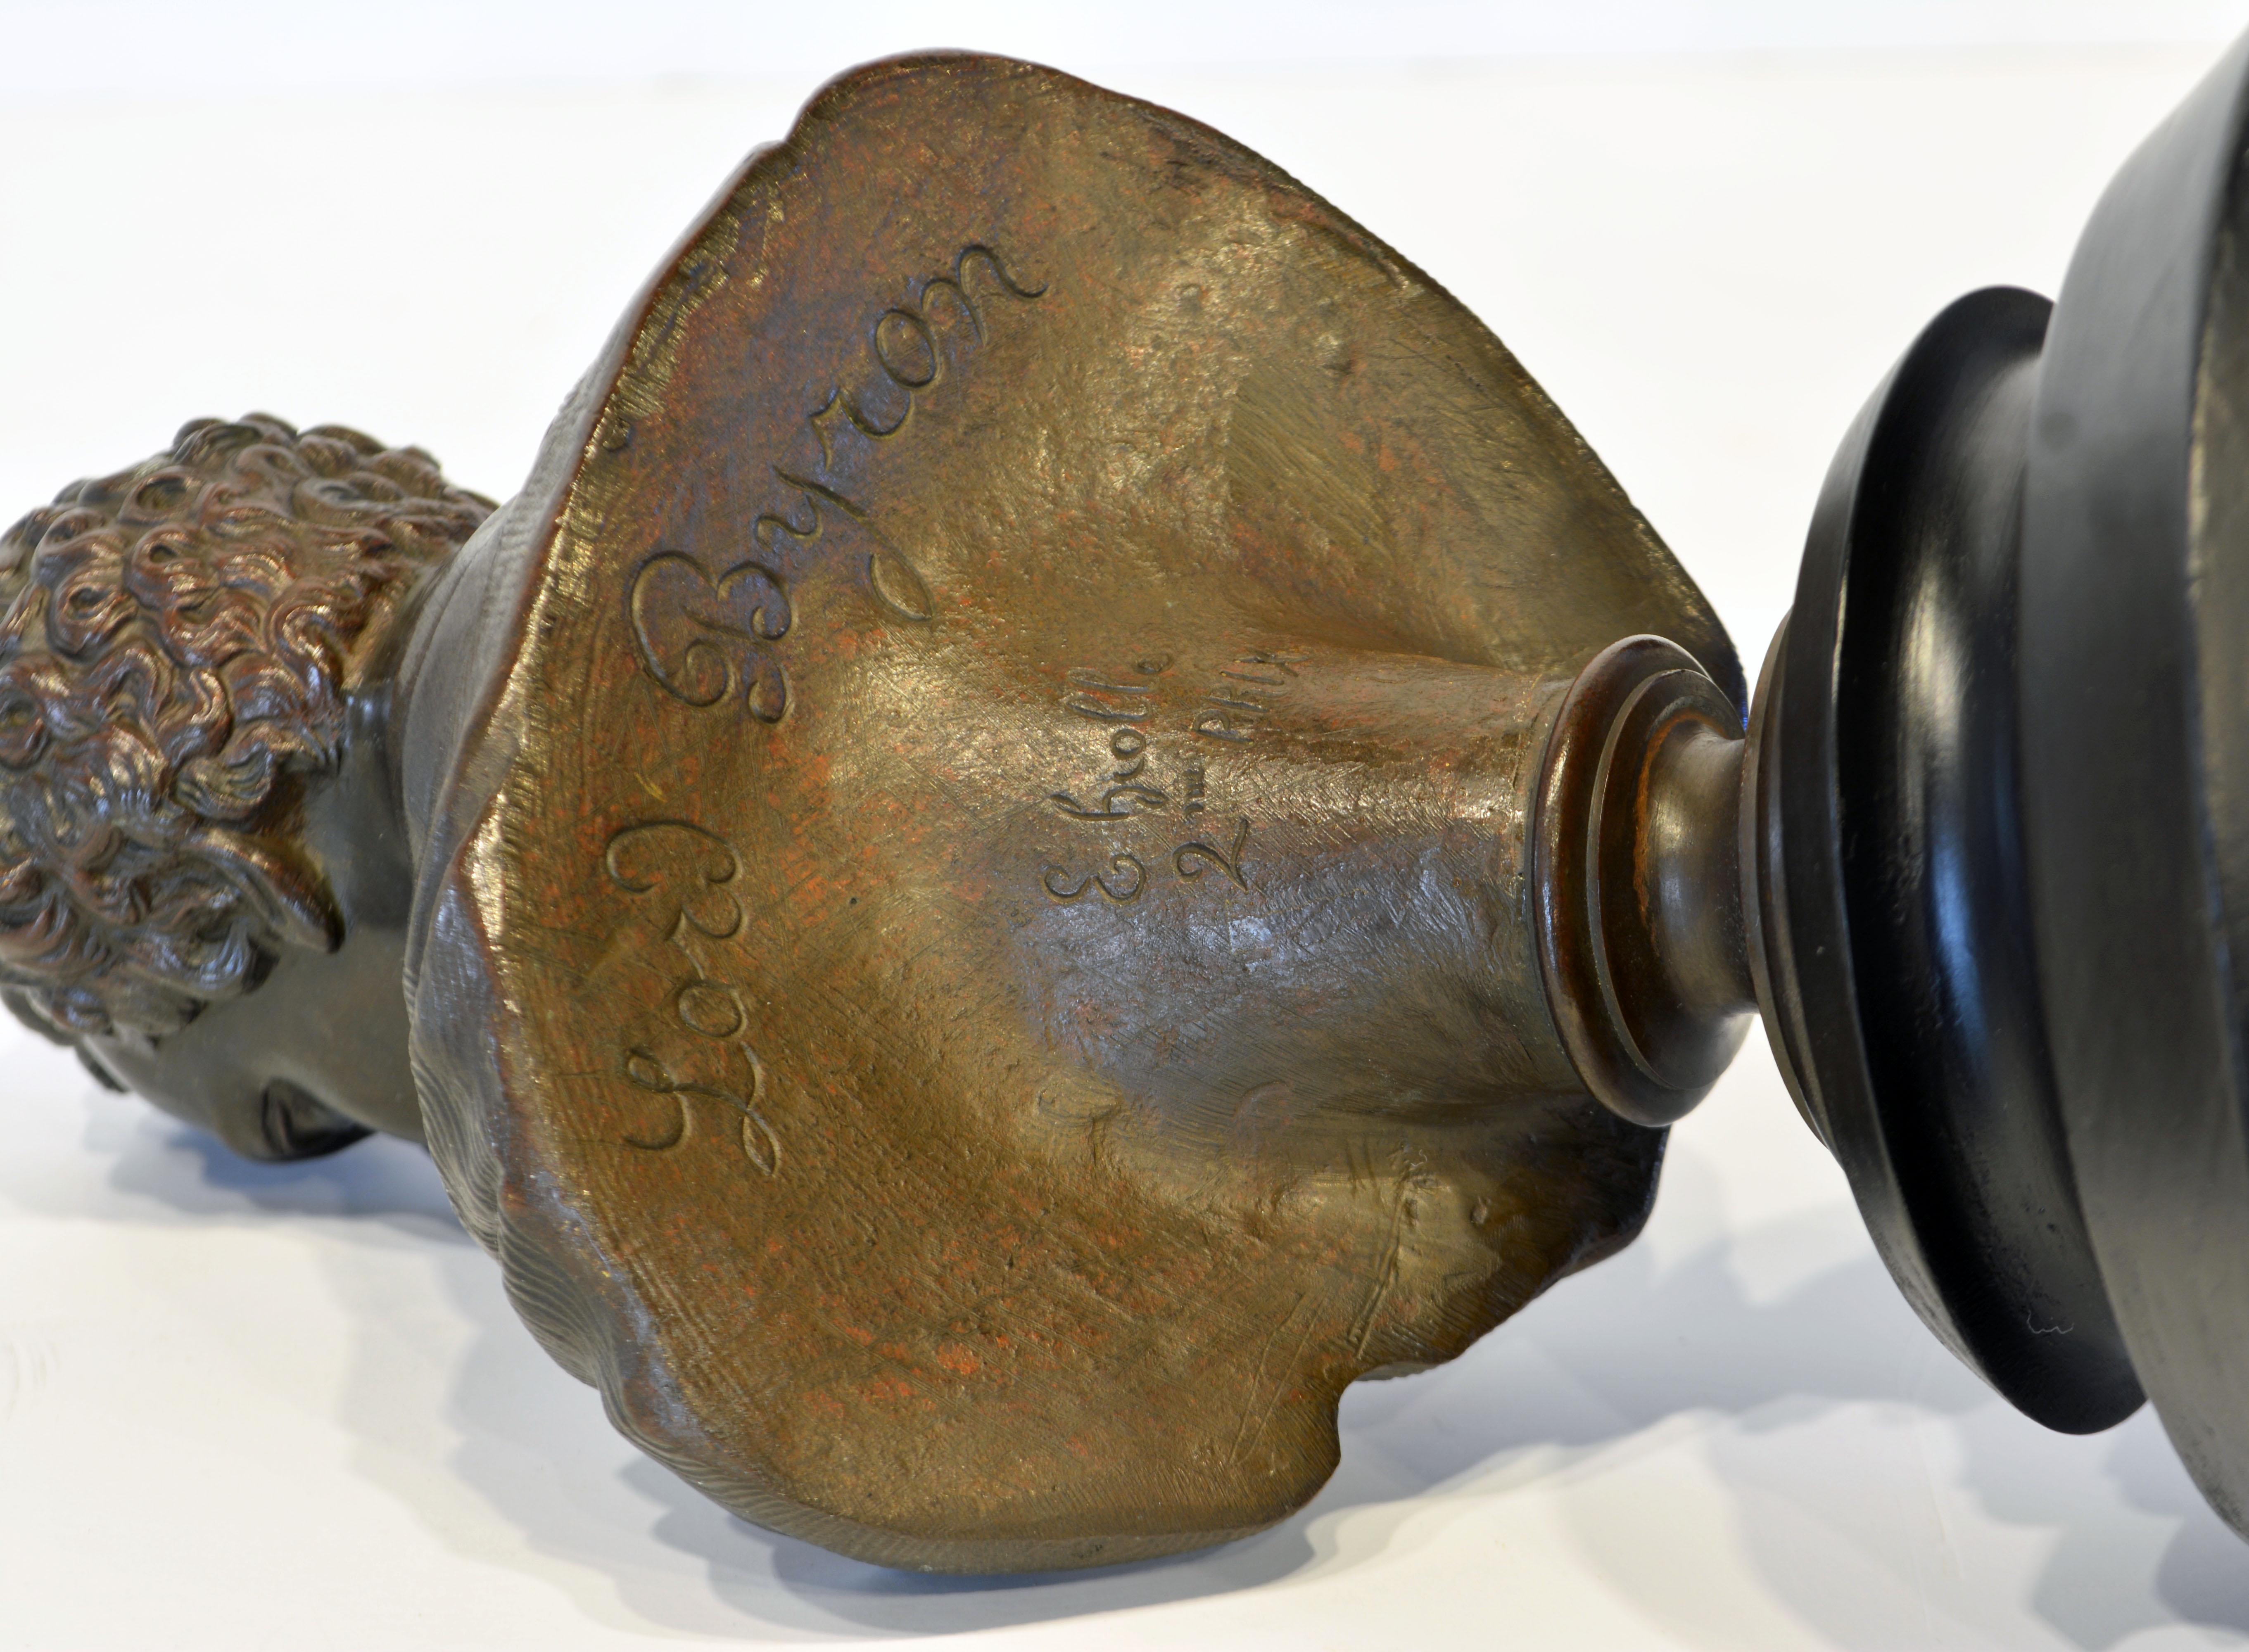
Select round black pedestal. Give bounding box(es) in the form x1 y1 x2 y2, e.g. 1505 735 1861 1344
1760 31 2249 1531
1759 282 2142 1436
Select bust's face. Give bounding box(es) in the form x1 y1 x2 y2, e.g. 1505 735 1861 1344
397 58 1737 1569
85 704 424 1157
87 947 406 1159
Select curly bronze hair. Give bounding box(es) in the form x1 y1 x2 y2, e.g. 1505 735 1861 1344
0 415 491 1040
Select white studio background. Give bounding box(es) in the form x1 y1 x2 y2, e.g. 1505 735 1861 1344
2 4 2248 1649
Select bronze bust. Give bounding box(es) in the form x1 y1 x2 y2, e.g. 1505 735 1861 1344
14 45 2249 1573
1 418 487 1158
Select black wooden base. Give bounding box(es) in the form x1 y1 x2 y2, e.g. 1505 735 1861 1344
1758 30 2249 1534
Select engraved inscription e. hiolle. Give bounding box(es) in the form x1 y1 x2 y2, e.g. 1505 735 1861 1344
1039 650 1299 904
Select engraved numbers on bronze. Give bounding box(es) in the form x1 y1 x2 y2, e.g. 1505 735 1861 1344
603 821 780 1174
1174 817 1251 889
1043 854 1147 904
628 244 1043 719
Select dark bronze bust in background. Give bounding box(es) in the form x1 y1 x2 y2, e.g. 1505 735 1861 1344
12 45 2249 1574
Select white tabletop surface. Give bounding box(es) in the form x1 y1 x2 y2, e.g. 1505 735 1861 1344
3 12 2248 1648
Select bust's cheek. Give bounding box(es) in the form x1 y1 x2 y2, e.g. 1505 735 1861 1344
83 1023 274 1161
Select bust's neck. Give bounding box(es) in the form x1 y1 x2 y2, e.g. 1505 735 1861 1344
384 484 540 882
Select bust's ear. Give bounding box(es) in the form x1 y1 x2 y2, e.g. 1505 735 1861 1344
186 826 342 956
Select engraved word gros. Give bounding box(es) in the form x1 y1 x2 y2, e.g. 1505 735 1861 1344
629 244 1045 722
1039 651 1298 904
603 821 781 1174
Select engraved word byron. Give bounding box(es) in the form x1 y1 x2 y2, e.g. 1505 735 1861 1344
630 244 1045 721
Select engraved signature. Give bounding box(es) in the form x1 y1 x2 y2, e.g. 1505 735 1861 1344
1050 664 1167 819
628 552 791 720
1038 650 1301 904
628 244 1045 721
